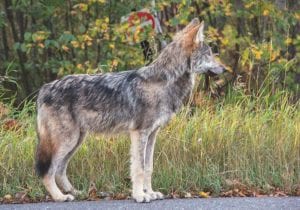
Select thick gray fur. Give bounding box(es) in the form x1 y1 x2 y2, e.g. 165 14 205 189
35 18 225 202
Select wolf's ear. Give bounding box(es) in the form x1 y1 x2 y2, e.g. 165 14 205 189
173 18 200 40
185 18 200 29
194 21 205 44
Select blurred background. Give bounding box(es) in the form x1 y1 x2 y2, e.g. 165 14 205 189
0 0 299 104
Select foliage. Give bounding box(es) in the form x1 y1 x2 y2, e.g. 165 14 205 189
0 0 299 103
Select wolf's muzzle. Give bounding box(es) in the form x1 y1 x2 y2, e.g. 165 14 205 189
208 66 225 76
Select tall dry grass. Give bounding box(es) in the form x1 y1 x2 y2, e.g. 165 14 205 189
0 93 299 199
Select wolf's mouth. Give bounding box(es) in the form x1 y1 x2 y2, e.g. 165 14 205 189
207 70 218 77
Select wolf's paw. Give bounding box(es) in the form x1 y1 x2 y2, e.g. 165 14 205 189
132 192 151 203
54 194 75 202
148 191 164 200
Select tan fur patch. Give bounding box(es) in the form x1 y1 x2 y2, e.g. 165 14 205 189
180 25 201 55
36 115 61 167
173 19 200 40
37 106 58 158
37 130 56 160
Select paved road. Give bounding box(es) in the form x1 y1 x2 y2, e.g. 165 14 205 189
1 197 300 210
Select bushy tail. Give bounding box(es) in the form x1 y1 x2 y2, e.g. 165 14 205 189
35 134 52 177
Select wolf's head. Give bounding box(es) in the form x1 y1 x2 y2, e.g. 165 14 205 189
176 18 226 75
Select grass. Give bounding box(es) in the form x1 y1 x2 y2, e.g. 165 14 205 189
0 92 299 200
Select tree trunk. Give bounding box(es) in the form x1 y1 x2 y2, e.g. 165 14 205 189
4 0 30 96
287 0 300 60
1 27 9 60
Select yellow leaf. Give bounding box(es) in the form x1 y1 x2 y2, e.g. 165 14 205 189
112 59 118 67
32 31 48 42
255 52 262 60
189 7 195 12
285 37 292 45
74 3 88 12
252 49 262 60
83 34 93 42
225 4 232 16
109 43 115 49
279 58 287 64
62 45 69 52
71 41 79 48
4 194 12 200
26 43 33 48
225 11 231 16
180 19 188 25
221 38 229 46
35 35 44 41
270 54 277 61
164 21 170 26
103 33 110 40
158 3 164 11
101 23 108 31
162 2 168 6
245 2 254 9
199 191 210 198
207 27 219 41
263 9 269 16
38 43 45 48
95 19 102 27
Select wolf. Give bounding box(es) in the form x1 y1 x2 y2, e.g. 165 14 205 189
35 18 226 203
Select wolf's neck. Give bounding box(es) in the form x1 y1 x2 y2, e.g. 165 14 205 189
138 42 190 83
168 71 195 112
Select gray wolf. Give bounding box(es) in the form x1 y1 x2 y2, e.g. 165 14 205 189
35 18 226 202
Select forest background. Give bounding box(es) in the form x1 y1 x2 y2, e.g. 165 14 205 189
0 0 299 202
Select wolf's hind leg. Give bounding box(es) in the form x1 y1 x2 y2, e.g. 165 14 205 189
36 119 74 201
144 127 164 200
44 136 80 202
43 172 74 202
55 131 86 196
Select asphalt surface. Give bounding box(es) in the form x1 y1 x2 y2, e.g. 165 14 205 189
1 197 300 210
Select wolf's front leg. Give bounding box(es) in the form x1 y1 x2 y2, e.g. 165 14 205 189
144 128 164 200
130 130 151 203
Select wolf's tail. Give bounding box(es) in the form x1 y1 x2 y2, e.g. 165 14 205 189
35 131 52 177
